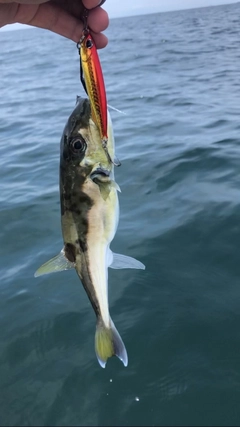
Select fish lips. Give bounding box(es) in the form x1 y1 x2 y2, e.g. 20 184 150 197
90 168 111 184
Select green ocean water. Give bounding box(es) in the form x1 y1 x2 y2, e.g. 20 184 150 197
1 3 240 425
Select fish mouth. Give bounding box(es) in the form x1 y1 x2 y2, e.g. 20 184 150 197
90 167 111 184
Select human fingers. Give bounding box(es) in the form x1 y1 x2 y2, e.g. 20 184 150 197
12 2 107 47
0 0 48 4
0 1 108 47
88 6 109 34
90 31 108 48
50 1 109 35
82 0 105 10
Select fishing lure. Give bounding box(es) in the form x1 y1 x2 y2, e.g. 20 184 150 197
77 5 120 166
77 4 108 143
78 31 108 146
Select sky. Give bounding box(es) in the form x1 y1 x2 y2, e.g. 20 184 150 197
105 0 239 17
0 0 239 32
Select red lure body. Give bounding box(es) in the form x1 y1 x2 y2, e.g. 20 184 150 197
80 33 108 143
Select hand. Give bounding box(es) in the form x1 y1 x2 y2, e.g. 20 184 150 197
0 0 109 48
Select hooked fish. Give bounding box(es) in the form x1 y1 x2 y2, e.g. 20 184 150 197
35 97 145 367
79 32 108 145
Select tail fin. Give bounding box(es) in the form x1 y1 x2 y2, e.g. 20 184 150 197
95 319 128 368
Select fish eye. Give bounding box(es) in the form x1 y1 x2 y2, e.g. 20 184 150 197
70 136 86 154
86 39 93 49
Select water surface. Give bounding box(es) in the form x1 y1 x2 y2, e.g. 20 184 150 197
1 3 240 425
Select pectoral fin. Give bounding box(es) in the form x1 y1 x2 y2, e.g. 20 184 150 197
97 181 121 200
108 249 145 270
34 249 75 277
110 180 121 192
98 183 111 200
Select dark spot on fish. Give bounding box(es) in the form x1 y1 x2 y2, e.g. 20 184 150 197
75 239 88 252
68 202 81 215
63 207 81 215
79 193 93 205
80 217 88 228
60 186 94 218
64 243 76 263
70 202 77 211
